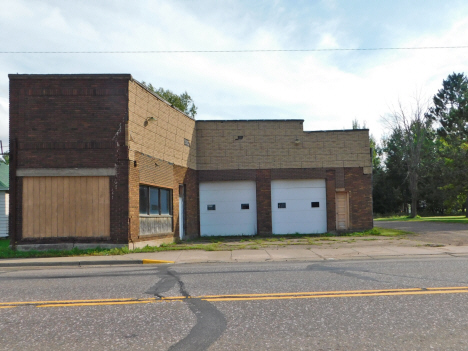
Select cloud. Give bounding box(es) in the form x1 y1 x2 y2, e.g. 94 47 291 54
1 0 468 146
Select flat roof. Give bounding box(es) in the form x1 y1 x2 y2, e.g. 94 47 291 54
196 120 369 132
9 74 132 80
197 119 304 122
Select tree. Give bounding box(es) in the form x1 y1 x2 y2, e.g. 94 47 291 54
428 73 468 216
351 118 367 130
141 82 198 118
382 97 432 217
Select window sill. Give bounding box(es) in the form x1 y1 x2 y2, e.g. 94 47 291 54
139 215 173 218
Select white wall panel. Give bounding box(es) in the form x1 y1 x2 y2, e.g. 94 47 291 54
0 192 8 237
200 181 257 236
271 179 327 234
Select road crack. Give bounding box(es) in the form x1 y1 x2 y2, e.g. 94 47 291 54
148 267 227 350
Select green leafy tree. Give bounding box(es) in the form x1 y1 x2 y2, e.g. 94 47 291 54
382 98 432 217
428 73 468 216
141 81 198 118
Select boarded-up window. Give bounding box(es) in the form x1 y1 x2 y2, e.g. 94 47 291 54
22 177 110 238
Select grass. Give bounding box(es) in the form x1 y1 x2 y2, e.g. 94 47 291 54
0 227 410 259
375 215 468 224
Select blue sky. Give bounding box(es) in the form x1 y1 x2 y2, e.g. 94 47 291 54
1 0 468 152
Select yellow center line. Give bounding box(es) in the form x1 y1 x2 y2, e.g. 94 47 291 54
0 297 143 306
426 286 468 290
0 287 467 308
38 300 163 308
203 289 468 302
195 287 439 299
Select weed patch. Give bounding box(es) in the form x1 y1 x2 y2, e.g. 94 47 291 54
0 226 412 259
375 215 468 224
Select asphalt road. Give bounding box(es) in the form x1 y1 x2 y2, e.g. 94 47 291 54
377 220 468 245
1 258 468 350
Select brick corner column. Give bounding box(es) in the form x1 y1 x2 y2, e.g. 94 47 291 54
256 169 272 236
326 169 336 232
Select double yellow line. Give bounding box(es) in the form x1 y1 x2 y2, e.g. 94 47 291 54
1 286 468 308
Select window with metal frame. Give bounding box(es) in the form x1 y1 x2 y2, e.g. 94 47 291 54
139 185 172 216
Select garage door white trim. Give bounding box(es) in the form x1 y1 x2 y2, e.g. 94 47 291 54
271 179 327 234
199 181 257 236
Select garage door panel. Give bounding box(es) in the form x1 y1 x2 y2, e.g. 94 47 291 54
200 223 257 236
271 179 327 234
271 200 326 212
273 220 327 234
200 211 255 225
200 190 256 202
272 188 325 200
200 181 257 236
272 210 327 222
200 201 256 213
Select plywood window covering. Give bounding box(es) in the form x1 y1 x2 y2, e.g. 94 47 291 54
22 176 110 238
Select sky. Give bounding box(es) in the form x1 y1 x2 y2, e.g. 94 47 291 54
1 0 468 153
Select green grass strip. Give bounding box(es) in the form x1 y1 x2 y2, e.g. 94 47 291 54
374 215 468 224
0 227 410 259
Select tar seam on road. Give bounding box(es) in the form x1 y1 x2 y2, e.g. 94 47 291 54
147 266 227 351
1 286 468 308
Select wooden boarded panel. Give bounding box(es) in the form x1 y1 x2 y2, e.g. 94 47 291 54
39 177 46 237
33 177 41 238
85 177 93 237
45 177 52 237
91 177 99 236
22 176 110 238
98 177 109 236
22 178 34 238
68 177 76 236
57 177 64 236
51 177 58 237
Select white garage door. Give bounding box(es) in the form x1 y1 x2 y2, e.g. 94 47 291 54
271 179 327 234
200 181 257 236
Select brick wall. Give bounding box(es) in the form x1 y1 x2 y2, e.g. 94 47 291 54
127 80 197 169
173 165 199 238
9 74 130 245
256 170 272 235
345 167 373 230
196 120 371 174
128 152 199 243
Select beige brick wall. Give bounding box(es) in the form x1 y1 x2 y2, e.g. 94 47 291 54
127 80 197 169
196 120 372 174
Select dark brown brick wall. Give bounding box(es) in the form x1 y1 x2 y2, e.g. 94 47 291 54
256 170 272 235
9 75 130 245
345 167 373 230
326 170 337 231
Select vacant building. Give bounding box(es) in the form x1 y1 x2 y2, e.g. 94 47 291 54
9 74 372 250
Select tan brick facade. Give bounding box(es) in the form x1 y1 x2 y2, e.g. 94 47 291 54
196 120 372 174
127 80 197 169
